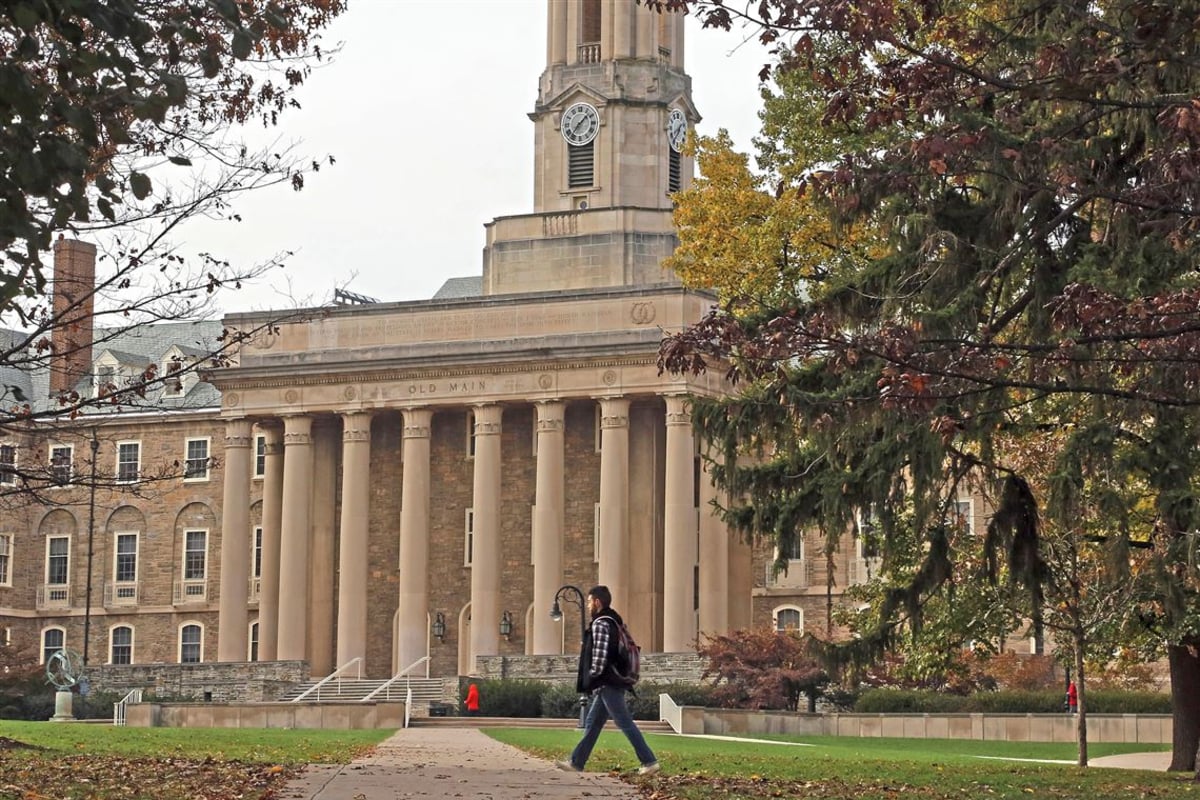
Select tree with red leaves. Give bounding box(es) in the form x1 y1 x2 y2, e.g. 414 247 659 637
655 0 1200 772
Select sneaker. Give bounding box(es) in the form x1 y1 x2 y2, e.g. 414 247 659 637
555 759 581 772
637 761 661 776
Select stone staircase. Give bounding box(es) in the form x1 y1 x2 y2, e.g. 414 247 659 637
277 677 448 712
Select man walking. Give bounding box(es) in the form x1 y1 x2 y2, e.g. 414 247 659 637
556 585 660 775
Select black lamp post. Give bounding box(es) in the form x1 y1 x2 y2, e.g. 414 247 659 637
550 584 588 728
82 429 99 669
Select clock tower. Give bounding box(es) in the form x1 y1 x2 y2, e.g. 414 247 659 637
482 0 697 295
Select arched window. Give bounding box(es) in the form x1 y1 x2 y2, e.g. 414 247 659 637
774 606 803 633
110 625 133 664
179 623 203 663
41 627 64 663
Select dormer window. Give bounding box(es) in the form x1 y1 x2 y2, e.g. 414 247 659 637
94 365 116 398
163 357 185 398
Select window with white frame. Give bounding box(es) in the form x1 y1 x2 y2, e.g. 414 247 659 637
951 498 974 535
774 606 803 633
0 444 15 486
463 508 474 566
0 533 11 586
110 625 133 664
184 438 209 480
46 536 69 585
249 621 259 662
49 444 72 486
856 510 881 558
162 357 185 397
253 527 262 579
94 364 116 398
594 404 602 453
116 441 140 482
114 533 138 584
184 530 207 580
254 435 266 478
42 627 64 663
465 410 476 458
179 623 202 663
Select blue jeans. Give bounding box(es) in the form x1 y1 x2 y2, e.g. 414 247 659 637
569 685 657 768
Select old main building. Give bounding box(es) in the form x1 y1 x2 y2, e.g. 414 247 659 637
1 1 898 689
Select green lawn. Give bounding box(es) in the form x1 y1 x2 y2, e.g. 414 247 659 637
0 722 391 800
487 728 1189 800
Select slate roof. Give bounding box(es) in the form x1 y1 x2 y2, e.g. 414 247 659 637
432 276 483 299
0 320 225 415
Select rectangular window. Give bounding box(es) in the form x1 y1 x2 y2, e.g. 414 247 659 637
50 445 73 486
110 626 133 665
669 147 681 193
568 141 594 187
463 508 474 566
184 438 209 480
163 358 184 397
254 435 266 478
593 502 601 563
116 441 140 482
46 536 69 585
465 411 476 458
94 365 116 397
952 498 975 536
249 622 259 662
114 533 138 583
184 530 207 580
253 527 263 579
0 444 15 486
0 534 11 586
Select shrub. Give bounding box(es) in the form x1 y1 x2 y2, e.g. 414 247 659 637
461 679 548 718
851 688 1171 714
540 683 587 719
627 681 718 720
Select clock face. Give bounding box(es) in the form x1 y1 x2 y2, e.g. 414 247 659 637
561 102 600 146
667 108 687 153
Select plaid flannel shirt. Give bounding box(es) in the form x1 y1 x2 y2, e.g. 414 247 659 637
588 616 613 680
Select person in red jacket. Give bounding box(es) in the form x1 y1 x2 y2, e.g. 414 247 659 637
464 682 480 716
1066 681 1077 714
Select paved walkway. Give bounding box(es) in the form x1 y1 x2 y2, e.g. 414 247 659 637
280 727 639 800
279 728 1173 799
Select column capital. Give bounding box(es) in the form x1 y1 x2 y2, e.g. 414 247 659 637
472 403 502 435
598 396 629 429
341 411 373 443
402 407 433 439
224 418 254 448
283 414 312 445
664 394 692 426
535 400 565 432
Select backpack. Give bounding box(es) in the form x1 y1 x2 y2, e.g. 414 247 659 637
608 619 641 688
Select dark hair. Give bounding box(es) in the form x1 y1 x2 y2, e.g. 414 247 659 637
588 585 612 607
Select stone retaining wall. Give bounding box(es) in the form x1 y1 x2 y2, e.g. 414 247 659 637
474 651 704 683
677 706 1172 744
89 661 308 702
125 700 404 729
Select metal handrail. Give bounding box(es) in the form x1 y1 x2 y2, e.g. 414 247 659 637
290 657 363 702
360 656 431 703
113 687 142 726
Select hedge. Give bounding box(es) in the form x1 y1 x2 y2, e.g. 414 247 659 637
854 688 1170 714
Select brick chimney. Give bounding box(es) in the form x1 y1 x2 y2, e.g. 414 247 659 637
50 237 97 397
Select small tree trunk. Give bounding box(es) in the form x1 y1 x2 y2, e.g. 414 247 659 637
1168 644 1200 772
1074 644 1087 767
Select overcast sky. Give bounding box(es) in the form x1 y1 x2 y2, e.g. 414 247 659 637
187 0 771 312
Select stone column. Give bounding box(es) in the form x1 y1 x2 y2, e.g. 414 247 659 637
635 0 654 58
547 0 566 64
257 424 284 661
597 397 630 612
277 415 313 662
531 401 565 654
216 418 252 662
308 423 337 675
397 408 432 672
698 453 729 636
662 396 696 651
612 0 632 59
336 412 372 669
469 404 502 671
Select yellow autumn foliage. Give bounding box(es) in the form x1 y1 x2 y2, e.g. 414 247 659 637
666 130 879 309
